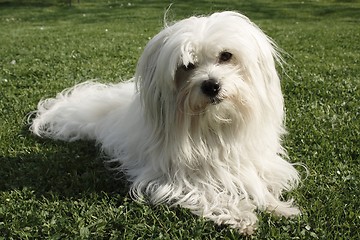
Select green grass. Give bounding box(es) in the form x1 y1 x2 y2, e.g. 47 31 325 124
0 0 359 239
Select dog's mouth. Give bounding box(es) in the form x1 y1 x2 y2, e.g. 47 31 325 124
210 96 223 105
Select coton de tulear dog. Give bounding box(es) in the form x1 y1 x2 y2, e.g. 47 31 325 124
30 11 301 234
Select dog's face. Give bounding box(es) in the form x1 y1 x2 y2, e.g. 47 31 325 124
174 49 241 111
136 11 284 128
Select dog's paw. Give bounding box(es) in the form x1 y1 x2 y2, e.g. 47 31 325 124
217 211 258 235
234 212 258 235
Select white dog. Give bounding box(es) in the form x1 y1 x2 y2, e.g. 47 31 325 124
30 11 300 234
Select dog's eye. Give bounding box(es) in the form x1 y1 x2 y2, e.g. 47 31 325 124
182 63 196 71
219 51 232 62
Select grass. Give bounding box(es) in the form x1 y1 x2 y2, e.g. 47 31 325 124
0 0 359 239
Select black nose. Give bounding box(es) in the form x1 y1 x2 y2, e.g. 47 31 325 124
201 79 221 97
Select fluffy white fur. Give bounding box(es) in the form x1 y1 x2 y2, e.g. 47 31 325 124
30 11 300 234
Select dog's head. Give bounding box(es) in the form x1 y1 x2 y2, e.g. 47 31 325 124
135 11 284 132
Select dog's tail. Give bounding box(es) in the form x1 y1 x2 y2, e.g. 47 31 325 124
29 80 135 142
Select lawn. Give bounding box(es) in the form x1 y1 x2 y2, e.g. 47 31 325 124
0 0 359 239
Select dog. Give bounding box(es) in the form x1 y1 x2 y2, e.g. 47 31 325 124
30 11 301 234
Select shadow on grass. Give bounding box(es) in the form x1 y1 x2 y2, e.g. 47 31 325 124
1 128 129 199
0 0 55 8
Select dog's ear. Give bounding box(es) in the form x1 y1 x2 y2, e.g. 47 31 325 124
135 30 166 93
221 11 285 124
134 27 174 127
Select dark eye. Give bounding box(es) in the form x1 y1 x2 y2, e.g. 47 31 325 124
219 51 232 62
182 62 196 71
